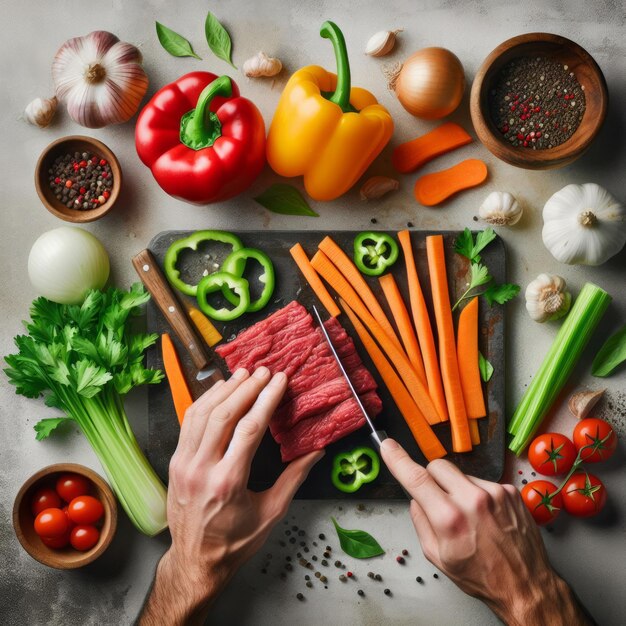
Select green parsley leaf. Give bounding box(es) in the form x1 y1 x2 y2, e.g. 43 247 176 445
469 263 493 290
34 417 72 441
479 352 494 382
484 283 521 306
454 228 497 264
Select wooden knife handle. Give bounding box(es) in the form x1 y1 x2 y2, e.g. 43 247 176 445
132 249 210 371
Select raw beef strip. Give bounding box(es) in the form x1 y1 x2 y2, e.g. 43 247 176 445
279 391 383 462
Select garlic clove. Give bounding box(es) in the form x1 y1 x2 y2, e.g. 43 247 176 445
525 273 571 323
568 389 605 420
243 51 282 78
479 191 523 226
365 29 402 57
24 96 58 128
360 176 400 200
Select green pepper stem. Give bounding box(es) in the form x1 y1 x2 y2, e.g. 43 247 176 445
180 75 233 150
320 21 353 113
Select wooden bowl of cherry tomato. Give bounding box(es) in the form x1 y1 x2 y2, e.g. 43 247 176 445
12 463 117 569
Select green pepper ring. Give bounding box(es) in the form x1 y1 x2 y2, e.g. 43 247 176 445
196 271 251 321
353 232 399 277
163 230 244 297
220 248 275 313
331 446 380 493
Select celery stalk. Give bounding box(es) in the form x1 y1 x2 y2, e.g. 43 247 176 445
508 283 611 455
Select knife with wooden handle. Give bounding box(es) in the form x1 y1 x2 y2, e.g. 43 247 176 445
132 249 224 391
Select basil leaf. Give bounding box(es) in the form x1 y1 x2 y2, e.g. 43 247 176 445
254 184 319 217
331 517 385 559
479 352 494 382
156 22 201 59
592 324 626 377
34 417 71 441
205 11 236 68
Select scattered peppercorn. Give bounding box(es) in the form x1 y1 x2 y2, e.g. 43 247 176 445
323 551 331 559
320 575 328 583
407 221 414 227
279 541 286 547
312 541 318 547
531 472 536 477
298 530 305 537
299 558 308 566
306 563 314 570
334 560 342 568
326 545 332 551
416 576 423 583
286 556 292 562
305 575 310 581
396 556 405 564
306 581 313 588
318 533 325 540
522 479 528 485
370 217 377 224
402 549 409 556
292 525 298 531
357 503 365 511
339 574 347 582
518 470 523 475
367 572 375 579
433 573 439 579
285 530 291 536
472 215 478 222
289 537 296 544
297 552 302 558
384 589 391 596
347 571 353 578
357 589 364 596
321 560 328 566
375 574 382 582
312 555 318 561
304 547 310 553
299 541 306 547
296 593 304 601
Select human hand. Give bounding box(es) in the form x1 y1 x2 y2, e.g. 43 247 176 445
141 367 323 626
380 439 593 626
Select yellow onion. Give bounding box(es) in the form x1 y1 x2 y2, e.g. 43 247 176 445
391 47 465 119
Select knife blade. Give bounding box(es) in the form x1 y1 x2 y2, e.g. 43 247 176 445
312 305 388 450
132 249 224 392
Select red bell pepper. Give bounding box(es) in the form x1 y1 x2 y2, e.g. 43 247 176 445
135 72 266 204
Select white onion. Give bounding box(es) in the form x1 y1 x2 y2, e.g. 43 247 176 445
28 227 110 304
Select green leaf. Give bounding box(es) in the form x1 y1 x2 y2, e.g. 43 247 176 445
592 324 626 377
484 283 521 306
454 228 497 264
205 10 236 68
73 359 112 397
156 21 201 59
474 228 497 258
331 517 385 559
254 184 319 217
453 228 475 261
479 352 494 382
34 417 71 441
469 263 492 290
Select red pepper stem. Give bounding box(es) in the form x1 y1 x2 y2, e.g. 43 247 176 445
180 75 233 150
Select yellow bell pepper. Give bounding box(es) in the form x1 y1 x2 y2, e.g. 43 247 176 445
266 22 394 201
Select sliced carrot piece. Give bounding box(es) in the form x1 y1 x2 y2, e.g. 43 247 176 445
341 299 447 462
414 159 488 207
318 236 403 352
469 418 481 445
378 273 427 387
311 250 440 426
392 122 473 174
457 297 487 418
188 306 222 347
426 235 472 453
290 243 340 317
161 333 193 426
397 231 448 423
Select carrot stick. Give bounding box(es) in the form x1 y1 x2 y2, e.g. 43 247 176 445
341 299 447 462
456 297 487 418
379 273 427 387
392 122 473 174
290 243 341 317
161 333 193 426
414 159 488 207
426 235 472 453
469 418 481 445
188 306 222 347
311 250 441 425
318 236 403 352
397 230 448 423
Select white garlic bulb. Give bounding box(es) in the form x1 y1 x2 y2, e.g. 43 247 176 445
243 52 282 78
365 30 402 57
525 273 572 323
542 183 626 266
52 31 148 128
360 176 399 200
24 96 58 128
479 191 522 226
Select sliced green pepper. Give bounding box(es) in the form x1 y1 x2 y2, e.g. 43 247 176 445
164 230 244 296
221 248 275 313
331 447 380 493
196 272 250 321
353 232 399 277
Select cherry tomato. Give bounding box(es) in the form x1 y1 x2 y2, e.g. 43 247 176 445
562 472 607 518
520 480 563 525
70 525 100 551
62 505 76 530
68 495 104 525
31 487 61 516
572 418 617 463
41 533 70 549
528 433 577 476
56 473 91 503
34 508 69 538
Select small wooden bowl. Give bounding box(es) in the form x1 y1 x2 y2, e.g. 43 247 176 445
35 136 122 222
12 463 117 569
470 33 608 169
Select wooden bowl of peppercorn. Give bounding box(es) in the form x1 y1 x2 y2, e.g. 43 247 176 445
35 136 122 222
470 33 608 170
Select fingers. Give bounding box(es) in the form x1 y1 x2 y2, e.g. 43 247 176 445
409 499 440 567
426 458 477 495
197 366 273 464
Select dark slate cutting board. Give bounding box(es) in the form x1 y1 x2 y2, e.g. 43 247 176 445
146 230 506 499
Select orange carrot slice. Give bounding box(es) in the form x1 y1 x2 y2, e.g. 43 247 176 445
161 333 193 426
469 418 481 445
188 306 222 347
414 159 488 207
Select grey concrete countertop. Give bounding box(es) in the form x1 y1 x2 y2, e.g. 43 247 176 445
1 1 625 624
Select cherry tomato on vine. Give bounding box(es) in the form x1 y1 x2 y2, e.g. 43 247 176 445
31 487 61 516
34 508 69 538
562 472 607 518
70 525 100 551
520 480 563 525
528 433 577 476
573 418 617 463
67 495 104 525
56 473 91 502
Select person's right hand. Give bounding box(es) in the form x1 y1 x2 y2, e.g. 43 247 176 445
380 438 594 626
